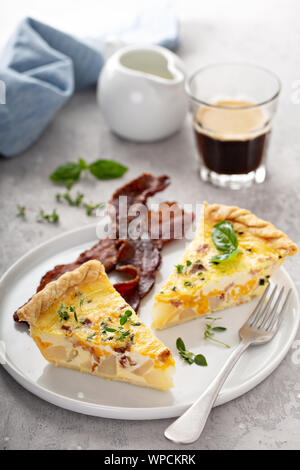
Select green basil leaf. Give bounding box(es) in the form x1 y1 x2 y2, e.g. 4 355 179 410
89 160 128 180
211 248 242 264
194 354 208 366
176 337 186 352
212 221 238 253
50 162 81 188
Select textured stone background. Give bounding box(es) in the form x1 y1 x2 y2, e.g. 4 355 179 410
1 0 300 450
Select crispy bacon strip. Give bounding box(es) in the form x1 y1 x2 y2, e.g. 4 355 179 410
148 202 194 245
108 173 170 234
37 238 123 292
114 239 161 311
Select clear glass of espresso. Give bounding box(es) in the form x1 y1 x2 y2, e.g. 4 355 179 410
186 63 281 189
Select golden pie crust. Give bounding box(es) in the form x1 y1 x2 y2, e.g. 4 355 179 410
204 202 298 257
17 260 104 326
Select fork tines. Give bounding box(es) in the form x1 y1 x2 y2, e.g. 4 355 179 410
248 284 292 332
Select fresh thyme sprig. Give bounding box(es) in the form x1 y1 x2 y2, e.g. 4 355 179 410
120 310 132 325
176 337 207 366
83 201 105 216
204 317 230 348
37 208 59 223
56 191 84 207
55 190 105 216
57 304 70 321
101 310 135 343
16 205 26 217
57 303 78 322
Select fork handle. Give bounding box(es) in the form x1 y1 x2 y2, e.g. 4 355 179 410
164 339 250 445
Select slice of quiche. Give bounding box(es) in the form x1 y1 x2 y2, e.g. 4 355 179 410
152 202 298 330
17 260 175 390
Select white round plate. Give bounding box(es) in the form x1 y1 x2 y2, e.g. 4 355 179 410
0 223 299 420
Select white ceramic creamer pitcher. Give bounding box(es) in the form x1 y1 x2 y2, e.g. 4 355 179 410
97 45 187 142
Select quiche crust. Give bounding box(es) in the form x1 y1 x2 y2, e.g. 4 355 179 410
204 202 298 257
17 261 104 326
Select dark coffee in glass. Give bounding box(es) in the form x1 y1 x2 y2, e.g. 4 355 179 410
186 64 280 189
193 100 271 176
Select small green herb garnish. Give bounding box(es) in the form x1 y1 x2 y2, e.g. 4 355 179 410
186 260 192 266
116 330 130 341
68 306 78 322
204 318 230 348
184 281 193 287
87 332 96 341
130 321 141 326
172 286 177 292
211 221 242 264
176 264 184 274
176 337 207 366
57 304 79 322
17 205 26 217
50 158 128 189
104 327 117 333
56 191 84 206
57 304 70 321
259 278 266 286
120 310 132 325
101 311 134 343
83 201 105 216
37 208 59 224
56 190 104 216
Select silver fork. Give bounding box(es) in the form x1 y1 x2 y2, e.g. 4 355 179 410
165 284 292 445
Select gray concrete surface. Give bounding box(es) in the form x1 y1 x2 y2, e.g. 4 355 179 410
1 3 300 450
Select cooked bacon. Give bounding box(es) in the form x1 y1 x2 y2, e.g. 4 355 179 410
191 261 207 273
114 239 161 311
197 243 210 255
114 343 131 354
119 354 137 368
114 347 127 354
170 300 183 308
37 238 122 292
148 201 194 244
61 325 71 332
14 173 193 324
109 173 170 233
158 349 171 362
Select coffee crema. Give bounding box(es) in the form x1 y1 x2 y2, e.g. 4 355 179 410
193 100 270 175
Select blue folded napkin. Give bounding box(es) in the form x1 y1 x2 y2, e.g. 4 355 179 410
0 5 179 157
